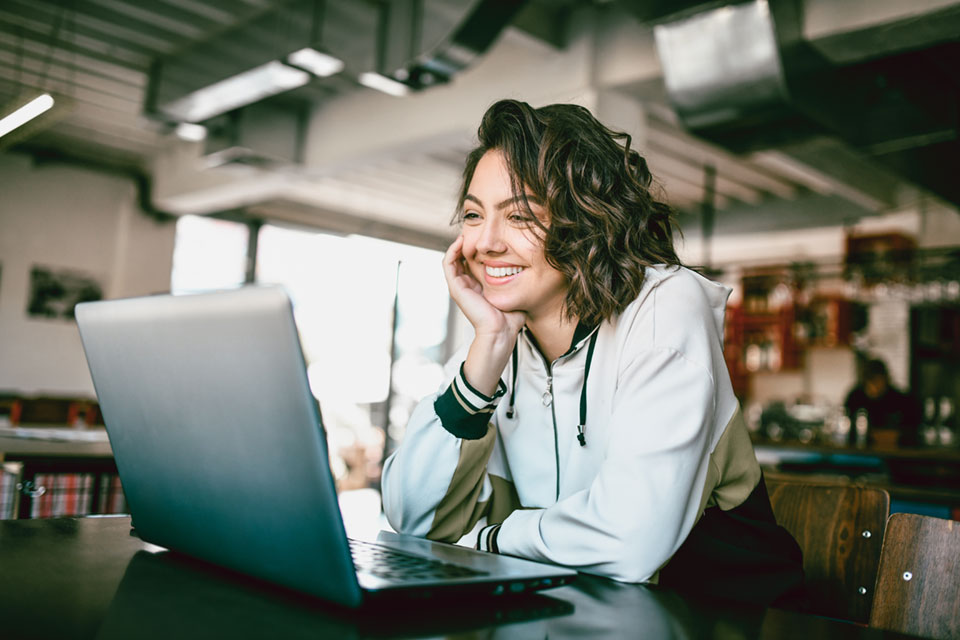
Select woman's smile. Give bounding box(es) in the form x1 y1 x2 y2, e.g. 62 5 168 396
483 263 525 283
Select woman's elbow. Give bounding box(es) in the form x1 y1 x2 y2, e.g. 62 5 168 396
587 535 671 584
379 474 415 535
382 500 431 537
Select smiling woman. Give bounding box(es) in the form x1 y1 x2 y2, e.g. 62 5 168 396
381 99 806 606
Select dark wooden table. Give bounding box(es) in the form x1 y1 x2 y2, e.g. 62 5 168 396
0 516 924 639
754 439 960 513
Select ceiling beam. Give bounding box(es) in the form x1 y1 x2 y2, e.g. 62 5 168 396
0 7 152 69
644 121 799 200
5 0 180 56
0 53 144 104
0 32 147 86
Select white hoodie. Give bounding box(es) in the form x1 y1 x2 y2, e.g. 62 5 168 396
381 265 765 583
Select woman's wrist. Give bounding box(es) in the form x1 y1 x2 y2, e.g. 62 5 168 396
463 331 518 397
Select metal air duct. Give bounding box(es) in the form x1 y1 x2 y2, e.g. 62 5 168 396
654 0 960 205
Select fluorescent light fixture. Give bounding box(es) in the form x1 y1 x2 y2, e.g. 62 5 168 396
162 61 311 123
358 72 410 97
174 122 207 142
288 48 344 77
0 93 55 138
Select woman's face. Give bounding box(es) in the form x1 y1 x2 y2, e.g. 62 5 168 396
460 149 569 322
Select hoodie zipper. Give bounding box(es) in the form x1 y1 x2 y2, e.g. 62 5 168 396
523 327 599 503
532 349 561 502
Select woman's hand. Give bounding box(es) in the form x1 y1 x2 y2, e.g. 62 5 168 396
442 236 525 396
442 236 525 338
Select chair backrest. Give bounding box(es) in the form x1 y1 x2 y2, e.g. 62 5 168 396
870 513 960 640
767 480 890 623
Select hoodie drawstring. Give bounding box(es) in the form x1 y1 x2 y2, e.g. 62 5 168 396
506 342 519 419
577 331 599 447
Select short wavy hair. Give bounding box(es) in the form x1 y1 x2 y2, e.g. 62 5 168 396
456 99 681 326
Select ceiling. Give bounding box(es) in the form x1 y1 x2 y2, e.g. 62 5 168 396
1 0 958 251
0 0 377 167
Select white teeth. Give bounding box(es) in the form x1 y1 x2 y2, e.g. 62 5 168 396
485 265 523 278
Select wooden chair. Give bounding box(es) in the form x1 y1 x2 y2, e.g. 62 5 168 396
767 480 890 623
870 513 960 640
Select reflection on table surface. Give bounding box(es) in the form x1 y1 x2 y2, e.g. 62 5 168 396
0 516 916 639
96 550 573 639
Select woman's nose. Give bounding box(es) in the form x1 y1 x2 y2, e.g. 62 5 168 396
476 218 506 253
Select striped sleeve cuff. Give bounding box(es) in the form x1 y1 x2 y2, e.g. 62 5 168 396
433 363 506 440
475 523 502 553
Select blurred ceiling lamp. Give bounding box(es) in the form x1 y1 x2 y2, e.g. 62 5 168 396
287 47 344 77
161 61 311 124
357 72 411 97
0 93 55 139
1 4 73 143
174 122 208 142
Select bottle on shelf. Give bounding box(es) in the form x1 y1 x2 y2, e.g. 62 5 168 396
823 405 848 447
939 397 955 447
922 397 939 446
854 409 869 448
834 411 851 447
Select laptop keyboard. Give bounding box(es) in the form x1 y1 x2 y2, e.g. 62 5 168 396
349 538 488 580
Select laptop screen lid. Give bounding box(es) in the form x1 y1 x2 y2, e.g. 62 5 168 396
76 286 363 607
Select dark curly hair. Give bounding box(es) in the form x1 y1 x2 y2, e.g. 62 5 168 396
456 99 681 326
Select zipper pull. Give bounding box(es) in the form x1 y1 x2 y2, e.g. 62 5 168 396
542 376 553 407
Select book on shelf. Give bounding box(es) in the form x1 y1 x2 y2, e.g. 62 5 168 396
1 462 23 519
30 473 94 518
98 474 127 515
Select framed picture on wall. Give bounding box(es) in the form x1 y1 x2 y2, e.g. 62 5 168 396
27 265 103 320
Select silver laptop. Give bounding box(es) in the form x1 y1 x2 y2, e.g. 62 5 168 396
75 286 575 608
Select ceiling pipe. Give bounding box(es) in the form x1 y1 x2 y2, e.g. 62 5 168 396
653 0 960 207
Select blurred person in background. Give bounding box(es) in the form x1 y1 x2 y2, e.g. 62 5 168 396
381 99 803 606
845 357 921 447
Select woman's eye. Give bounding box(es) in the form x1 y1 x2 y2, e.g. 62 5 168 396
509 213 535 224
462 211 481 223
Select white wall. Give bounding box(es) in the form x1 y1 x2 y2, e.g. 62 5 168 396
0 153 177 396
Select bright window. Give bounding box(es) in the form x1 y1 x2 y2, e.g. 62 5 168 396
170 215 249 294
171 217 453 492
255 223 451 490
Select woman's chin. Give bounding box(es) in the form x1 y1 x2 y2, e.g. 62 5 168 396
483 295 524 315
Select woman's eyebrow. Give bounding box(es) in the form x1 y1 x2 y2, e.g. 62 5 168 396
462 193 544 210
496 194 543 210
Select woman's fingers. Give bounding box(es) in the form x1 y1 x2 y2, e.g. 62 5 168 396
443 236 480 291
443 236 473 292
442 235 463 269
441 236 461 282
